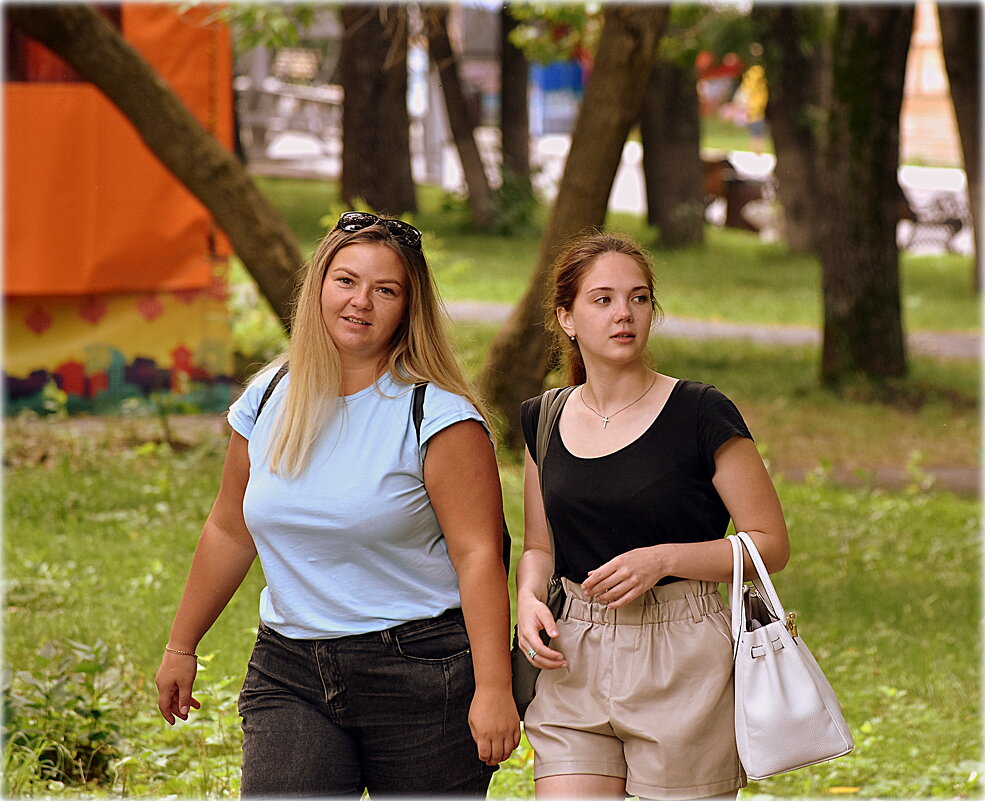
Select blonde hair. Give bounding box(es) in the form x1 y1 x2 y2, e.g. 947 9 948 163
546 231 663 385
264 223 490 477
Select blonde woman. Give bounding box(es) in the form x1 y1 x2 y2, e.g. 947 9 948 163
156 212 519 796
515 232 789 800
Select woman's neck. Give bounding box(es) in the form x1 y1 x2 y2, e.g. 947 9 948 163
581 363 655 411
340 359 387 396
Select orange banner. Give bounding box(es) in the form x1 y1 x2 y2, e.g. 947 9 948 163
4 4 233 297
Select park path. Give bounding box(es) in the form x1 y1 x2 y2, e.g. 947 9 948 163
447 300 980 496
445 301 980 361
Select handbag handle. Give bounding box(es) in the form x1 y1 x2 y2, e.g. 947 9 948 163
728 531 788 644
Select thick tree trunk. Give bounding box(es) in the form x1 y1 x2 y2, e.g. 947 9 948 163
425 5 497 231
751 6 830 254
640 59 704 248
817 5 913 384
937 3 981 291
7 4 302 328
500 3 531 189
479 5 670 446
339 5 416 216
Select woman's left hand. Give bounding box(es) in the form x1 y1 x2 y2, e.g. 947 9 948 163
581 546 666 608
469 686 521 766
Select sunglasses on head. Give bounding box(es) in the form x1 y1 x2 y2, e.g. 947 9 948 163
334 211 423 252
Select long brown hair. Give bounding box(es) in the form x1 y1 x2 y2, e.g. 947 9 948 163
546 231 663 385
263 223 490 477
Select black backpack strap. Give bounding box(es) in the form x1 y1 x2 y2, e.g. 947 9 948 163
255 362 289 423
413 380 511 574
412 381 428 442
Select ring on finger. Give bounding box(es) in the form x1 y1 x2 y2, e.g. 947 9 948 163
527 647 537 659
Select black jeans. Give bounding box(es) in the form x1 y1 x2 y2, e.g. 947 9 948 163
238 610 495 797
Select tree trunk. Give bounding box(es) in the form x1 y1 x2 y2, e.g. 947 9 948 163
6 4 302 328
424 5 497 231
479 5 670 446
751 5 830 254
817 5 913 385
339 5 416 216
937 3 981 291
640 58 704 248
500 3 531 189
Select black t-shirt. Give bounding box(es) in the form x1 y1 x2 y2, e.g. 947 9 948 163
520 379 752 584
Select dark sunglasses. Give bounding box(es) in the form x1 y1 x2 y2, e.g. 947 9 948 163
334 211 423 251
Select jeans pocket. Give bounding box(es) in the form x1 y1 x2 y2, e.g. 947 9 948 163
393 617 471 663
253 622 269 646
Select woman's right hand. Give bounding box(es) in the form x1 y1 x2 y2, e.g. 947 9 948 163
517 595 567 670
154 432 257 726
155 651 202 725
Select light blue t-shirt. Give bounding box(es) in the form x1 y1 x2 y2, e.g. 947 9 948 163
227 369 488 639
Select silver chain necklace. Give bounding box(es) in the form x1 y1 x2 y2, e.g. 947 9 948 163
579 374 658 429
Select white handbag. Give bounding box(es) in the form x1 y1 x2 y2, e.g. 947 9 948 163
728 531 854 780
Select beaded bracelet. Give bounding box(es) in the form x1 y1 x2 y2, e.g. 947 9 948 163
165 644 197 658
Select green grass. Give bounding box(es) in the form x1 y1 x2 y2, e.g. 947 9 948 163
254 177 980 333
3 416 979 798
702 114 773 155
652 334 980 474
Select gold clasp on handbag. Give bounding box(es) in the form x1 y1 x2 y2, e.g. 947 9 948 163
785 611 798 638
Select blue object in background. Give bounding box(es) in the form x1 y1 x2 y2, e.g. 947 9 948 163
532 61 583 93
530 61 584 136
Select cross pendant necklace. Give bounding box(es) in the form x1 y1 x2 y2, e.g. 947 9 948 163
579 374 658 429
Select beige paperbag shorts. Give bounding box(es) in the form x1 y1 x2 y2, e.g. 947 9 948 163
524 578 746 800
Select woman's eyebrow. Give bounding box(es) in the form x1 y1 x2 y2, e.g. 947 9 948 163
585 285 648 292
329 266 403 286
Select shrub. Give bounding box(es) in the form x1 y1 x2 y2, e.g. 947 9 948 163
2 640 127 790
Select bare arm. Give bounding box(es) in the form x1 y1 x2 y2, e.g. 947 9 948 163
155 431 258 724
514 447 567 670
582 436 790 607
424 420 520 765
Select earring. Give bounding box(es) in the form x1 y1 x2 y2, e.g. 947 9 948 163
569 335 576 342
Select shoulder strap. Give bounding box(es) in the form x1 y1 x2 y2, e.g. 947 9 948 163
412 380 511 572
534 386 576 570
412 381 427 443
254 362 290 423
535 386 575 472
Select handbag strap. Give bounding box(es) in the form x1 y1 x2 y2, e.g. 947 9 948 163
729 534 744 643
534 386 575 572
728 531 788 645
